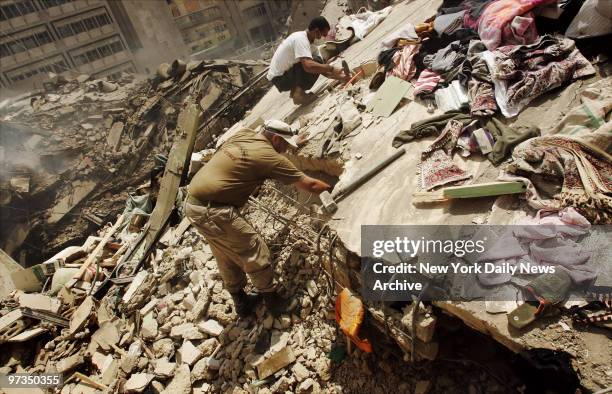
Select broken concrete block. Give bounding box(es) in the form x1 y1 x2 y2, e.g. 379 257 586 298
152 338 175 359
255 345 296 379
69 296 95 335
142 312 158 340
140 298 158 316
297 378 320 394
292 362 310 382
162 363 191 394
177 340 202 366
182 292 196 311
107 121 124 151
92 352 113 372
101 358 119 386
16 292 61 313
56 353 84 373
124 373 154 393
153 358 176 378
191 356 220 381
197 320 223 337
91 321 119 351
48 181 97 224
122 271 149 304
171 322 202 340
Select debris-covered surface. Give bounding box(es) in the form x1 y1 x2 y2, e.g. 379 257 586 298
0 59 269 264
1 0 611 393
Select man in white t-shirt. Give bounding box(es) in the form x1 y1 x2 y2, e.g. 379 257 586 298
267 17 350 105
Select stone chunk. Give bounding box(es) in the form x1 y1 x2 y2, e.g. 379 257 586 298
57 353 84 373
154 359 176 378
177 340 202 366
162 364 191 394
171 322 202 340
124 373 154 393
255 346 296 380
197 319 223 336
292 362 310 382
142 312 158 340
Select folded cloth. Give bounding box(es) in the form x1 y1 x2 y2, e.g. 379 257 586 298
413 69 444 95
483 35 596 118
477 0 555 50
502 126 612 223
434 10 466 35
435 80 470 113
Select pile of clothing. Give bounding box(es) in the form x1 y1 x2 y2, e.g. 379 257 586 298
375 0 610 220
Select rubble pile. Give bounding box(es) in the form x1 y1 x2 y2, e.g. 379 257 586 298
0 59 269 264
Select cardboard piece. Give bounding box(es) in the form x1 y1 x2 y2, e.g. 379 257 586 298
366 76 411 117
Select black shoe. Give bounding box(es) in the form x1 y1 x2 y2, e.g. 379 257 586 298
230 290 261 318
263 292 298 317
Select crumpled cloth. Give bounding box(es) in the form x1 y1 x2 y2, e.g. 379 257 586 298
477 207 596 286
392 111 538 165
477 0 554 50
482 35 595 118
337 6 392 40
423 39 470 84
502 125 612 224
413 69 444 96
547 77 612 139
463 0 496 29
386 44 421 81
466 40 497 116
418 120 471 190
381 24 418 49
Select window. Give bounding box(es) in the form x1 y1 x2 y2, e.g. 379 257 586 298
70 37 125 66
5 55 70 84
54 9 112 38
39 0 73 9
244 3 267 19
0 1 37 21
0 26 55 56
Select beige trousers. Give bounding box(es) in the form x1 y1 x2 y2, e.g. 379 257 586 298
185 201 275 294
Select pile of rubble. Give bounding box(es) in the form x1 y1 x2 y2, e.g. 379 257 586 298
0 58 269 266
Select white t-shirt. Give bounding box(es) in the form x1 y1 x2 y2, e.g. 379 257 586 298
267 31 318 80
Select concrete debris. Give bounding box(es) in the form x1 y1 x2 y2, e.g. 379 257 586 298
197 319 224 337
177 340 202 366
124 372 154 393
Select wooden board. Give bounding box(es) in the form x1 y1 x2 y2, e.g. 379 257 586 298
366 76 411 117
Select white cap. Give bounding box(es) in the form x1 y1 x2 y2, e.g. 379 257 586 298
263 119 299 148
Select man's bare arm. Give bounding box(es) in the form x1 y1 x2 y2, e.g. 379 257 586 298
300 58 347 81
294 175 330 194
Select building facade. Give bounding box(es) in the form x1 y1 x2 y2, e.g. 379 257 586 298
169 0 290 56
0 0 187 94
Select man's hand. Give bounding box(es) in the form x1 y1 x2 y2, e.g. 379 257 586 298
294 175 331 194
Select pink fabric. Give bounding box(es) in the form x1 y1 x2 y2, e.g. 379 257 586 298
386 44 421 81
413 69 443 95
477 0 553 50
477 207 595 286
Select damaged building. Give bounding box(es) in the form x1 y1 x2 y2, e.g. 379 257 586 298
0 0 611 393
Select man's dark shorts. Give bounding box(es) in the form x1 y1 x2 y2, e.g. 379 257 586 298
271 56 324 93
